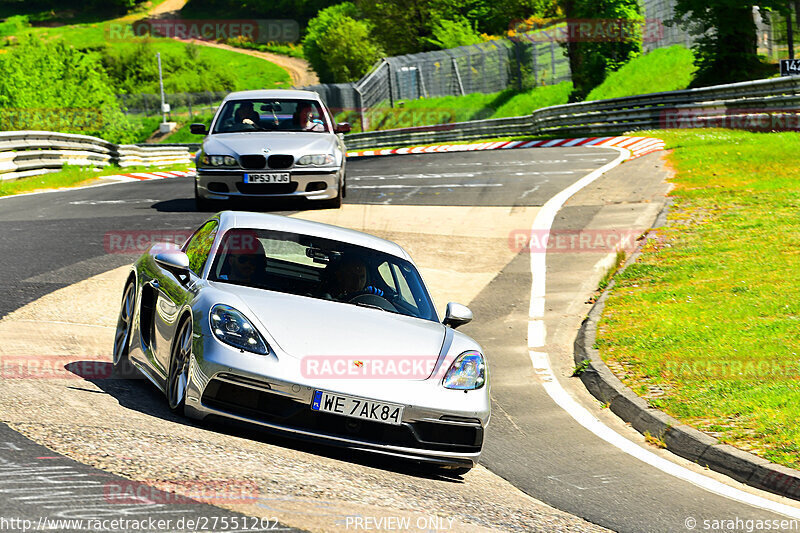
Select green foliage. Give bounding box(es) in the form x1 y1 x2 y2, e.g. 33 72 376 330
0 15 29 38
562 0 643 101
586 45 697 100
180 0 342 31
670 0 785 86
3 0 145 17
317 16 382 82
425 17 484 49
100 40 237 94
0 36 138 143
303 3 383 83
224 36 304 58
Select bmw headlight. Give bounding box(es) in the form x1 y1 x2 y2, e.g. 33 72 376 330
297 154 334 166
442 350 486 390
201 155 238 167
210 304 269 355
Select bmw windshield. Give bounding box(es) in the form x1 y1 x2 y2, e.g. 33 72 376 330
212 99 330 134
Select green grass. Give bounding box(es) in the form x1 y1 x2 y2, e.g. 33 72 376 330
339 82 572 132
587 45 697 101
596 129 800 469
0 162 188 196
25 24 291 91
223 37 304 59
159 113 214 143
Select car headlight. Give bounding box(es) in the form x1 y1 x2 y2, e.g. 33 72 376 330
297 154 334 166
442 350 486 390
210 304 269 355
201 155 238 167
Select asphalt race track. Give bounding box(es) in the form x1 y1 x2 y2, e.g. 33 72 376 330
0 147 798 532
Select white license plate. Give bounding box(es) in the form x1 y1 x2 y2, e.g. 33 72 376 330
311 390 404 425
244 173 290 184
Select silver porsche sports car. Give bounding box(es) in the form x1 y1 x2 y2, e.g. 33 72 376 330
191 89 350 211
113 212 489 471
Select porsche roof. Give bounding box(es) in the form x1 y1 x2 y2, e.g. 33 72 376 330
215 211 411 260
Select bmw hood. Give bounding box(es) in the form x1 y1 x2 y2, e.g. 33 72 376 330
203 132 338 158
212 283 446 360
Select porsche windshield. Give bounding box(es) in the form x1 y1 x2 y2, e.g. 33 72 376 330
212 99 330 133
209 229 437 322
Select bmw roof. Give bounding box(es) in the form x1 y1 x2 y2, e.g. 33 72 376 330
222 89 322 101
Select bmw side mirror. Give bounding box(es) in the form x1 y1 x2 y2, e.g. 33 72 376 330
334 122 351 134
154 250 190 273
190 123 208 135
443 302 473 329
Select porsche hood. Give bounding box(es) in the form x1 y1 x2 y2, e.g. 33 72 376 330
210 283 446 361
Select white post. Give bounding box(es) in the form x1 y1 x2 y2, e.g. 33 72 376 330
157 52 167 124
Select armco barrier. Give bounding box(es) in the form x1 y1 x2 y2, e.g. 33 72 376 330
343 75 800 150
0 131 192 181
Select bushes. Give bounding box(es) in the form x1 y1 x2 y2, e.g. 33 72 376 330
0 36 137 142
100 40 237 95
302 3 383 83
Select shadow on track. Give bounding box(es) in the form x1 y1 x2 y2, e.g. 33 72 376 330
65 361 467 482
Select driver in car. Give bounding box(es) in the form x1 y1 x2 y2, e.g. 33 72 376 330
234 102 260 126
324 258 384 301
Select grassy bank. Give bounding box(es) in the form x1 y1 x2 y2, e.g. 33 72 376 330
596 129 800 469
340 82 572 132
587 45 696 101
0 163 187 196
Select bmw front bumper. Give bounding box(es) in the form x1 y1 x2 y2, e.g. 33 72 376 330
196 167 342 202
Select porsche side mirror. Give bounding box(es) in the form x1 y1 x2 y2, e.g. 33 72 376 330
190 123 208 135
443 302 473 329
155 250 190 273
334 122 351 134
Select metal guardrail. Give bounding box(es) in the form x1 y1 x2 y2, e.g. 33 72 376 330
0 131 192 181
343 75 800 150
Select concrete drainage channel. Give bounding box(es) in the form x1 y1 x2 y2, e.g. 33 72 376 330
572 202 800 502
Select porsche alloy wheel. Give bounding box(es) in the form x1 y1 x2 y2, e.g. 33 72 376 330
167 317 192 413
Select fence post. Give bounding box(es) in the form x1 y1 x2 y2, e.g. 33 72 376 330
452 58 466 96
385 61 394 108
355 86 367 132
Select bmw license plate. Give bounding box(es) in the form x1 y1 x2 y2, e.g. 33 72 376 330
244 172 290 184
311 390 404 425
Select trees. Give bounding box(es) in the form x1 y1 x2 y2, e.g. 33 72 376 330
303 3 383 83
671 0 790 86
560 0 643 101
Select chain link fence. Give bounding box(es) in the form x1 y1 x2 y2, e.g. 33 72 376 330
302 37 571 130
118 91 228 117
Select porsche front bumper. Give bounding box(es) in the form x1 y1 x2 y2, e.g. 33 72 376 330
184 335 489 467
